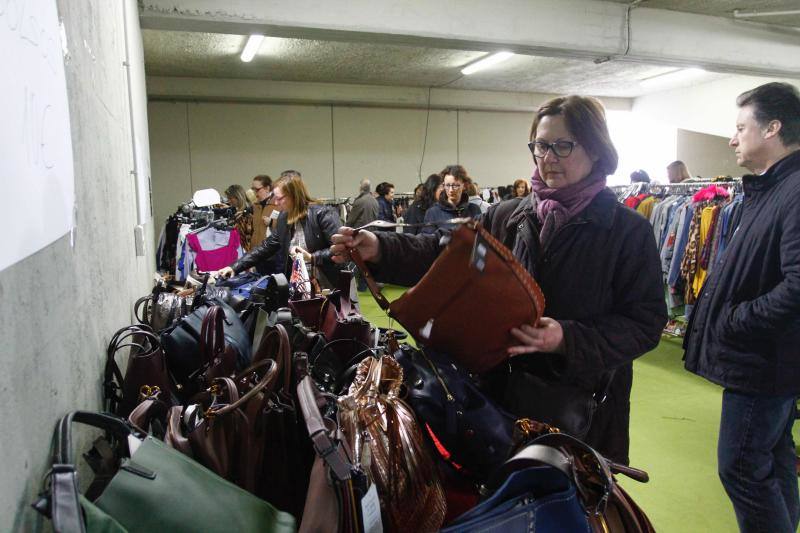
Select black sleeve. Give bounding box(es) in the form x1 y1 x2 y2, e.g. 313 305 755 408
559 213 668 378
311 206 342 267
368 231 446 286
231 216 284 273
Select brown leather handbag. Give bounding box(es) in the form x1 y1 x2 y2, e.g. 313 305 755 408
103 325 175 417
352 219 545 374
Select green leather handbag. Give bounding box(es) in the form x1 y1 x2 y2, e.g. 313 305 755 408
33 411 296 533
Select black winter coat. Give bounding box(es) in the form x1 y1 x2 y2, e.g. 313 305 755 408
231 204 342 286
370 188 667 463
684 150 800 395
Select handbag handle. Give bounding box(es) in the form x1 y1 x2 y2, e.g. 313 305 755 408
199 306 226 367
33 411 142 533
103 325 161 414
252 323 292 393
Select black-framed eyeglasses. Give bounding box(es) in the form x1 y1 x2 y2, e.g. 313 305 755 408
251 186 265 193
443 183 463 190
528 140 579 159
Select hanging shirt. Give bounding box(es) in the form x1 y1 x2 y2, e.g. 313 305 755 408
185 227 242 273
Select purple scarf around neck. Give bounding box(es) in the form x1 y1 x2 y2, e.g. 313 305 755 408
530 167 607 246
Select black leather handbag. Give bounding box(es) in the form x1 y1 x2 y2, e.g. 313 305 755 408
160 298 251 399
394 344 516 480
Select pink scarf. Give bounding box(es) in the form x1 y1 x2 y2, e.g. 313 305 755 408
530 167 607 246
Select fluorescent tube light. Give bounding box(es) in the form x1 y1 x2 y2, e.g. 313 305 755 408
241 34 265 62
733 9 800 18
461 51 514 75
639 67 706 89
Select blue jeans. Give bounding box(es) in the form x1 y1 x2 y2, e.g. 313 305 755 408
718 389 799 533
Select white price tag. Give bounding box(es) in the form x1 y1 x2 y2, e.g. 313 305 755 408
269 209 280 220
360 484 383 533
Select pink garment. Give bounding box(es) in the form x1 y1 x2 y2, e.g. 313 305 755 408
692 185 730 203
186 229 241 272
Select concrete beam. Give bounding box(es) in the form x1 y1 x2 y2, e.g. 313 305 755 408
146 76 633 112
139 0 800 78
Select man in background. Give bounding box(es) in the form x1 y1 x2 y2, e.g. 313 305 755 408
346 179 379 291
346 178 379 229
683 82 800 533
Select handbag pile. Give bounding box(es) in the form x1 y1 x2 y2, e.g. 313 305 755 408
34 225 656 532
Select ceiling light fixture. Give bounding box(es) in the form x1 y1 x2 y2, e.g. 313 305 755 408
461 51 514 75
733 8 800 18
639 67 707 89
240 34 265 62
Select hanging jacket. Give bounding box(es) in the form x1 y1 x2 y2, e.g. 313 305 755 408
684 150 800 395
231 204 342 286
368 188 666 463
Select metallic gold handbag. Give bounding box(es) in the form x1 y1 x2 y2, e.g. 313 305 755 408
337 356 447 532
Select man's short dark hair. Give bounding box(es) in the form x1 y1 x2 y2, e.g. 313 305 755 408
737 82 800 146
376 182 394 196
253 174 272 187
280 169 302 179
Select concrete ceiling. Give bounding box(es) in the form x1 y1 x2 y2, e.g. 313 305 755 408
141 0 798 99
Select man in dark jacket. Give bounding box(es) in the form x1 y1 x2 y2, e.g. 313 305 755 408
683 82 800 533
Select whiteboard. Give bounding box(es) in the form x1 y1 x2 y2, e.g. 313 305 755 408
0 0 75 272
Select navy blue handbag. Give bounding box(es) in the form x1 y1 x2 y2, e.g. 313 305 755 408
442 464 589 532
394 344 516 479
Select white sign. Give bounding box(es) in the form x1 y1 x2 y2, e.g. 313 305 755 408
0 0 75 272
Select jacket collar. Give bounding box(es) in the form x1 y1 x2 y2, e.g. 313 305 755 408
506 187 617 234
743 149 800 193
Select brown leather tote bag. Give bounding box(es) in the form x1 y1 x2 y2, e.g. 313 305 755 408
352 220 545 374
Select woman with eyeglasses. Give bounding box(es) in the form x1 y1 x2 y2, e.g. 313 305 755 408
330 95 666 464
217 171 344 291
420 164 481 233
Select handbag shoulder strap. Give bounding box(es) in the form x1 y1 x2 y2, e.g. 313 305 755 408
33 411 139 533
297 375 353 481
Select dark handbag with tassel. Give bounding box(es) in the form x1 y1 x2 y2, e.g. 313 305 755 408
394 343 517 480
103 325 175 417
351 219 545 374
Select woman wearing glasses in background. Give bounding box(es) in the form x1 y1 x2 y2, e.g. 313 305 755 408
331 95 667 464
420 164 482 233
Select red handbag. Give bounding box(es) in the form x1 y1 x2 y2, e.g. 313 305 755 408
352 219 545 374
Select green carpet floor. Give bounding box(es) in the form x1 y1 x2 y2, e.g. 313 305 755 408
356 285 800 532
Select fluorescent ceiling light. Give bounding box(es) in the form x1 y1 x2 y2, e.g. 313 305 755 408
639 67 707 88
461 51 514 75
733 8 800 18
241 34 265 62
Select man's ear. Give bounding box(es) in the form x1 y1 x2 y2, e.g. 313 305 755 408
764 119 782 140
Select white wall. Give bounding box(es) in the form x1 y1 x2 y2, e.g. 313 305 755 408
633 75 800 138
677 129 742 179
148 100 539 234
0 1 153 530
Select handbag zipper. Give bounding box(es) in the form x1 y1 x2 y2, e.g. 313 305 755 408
420 350 455 403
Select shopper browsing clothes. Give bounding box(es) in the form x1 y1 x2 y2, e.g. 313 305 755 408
683 82 800 533
216 170 343 290
331 95 667 464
